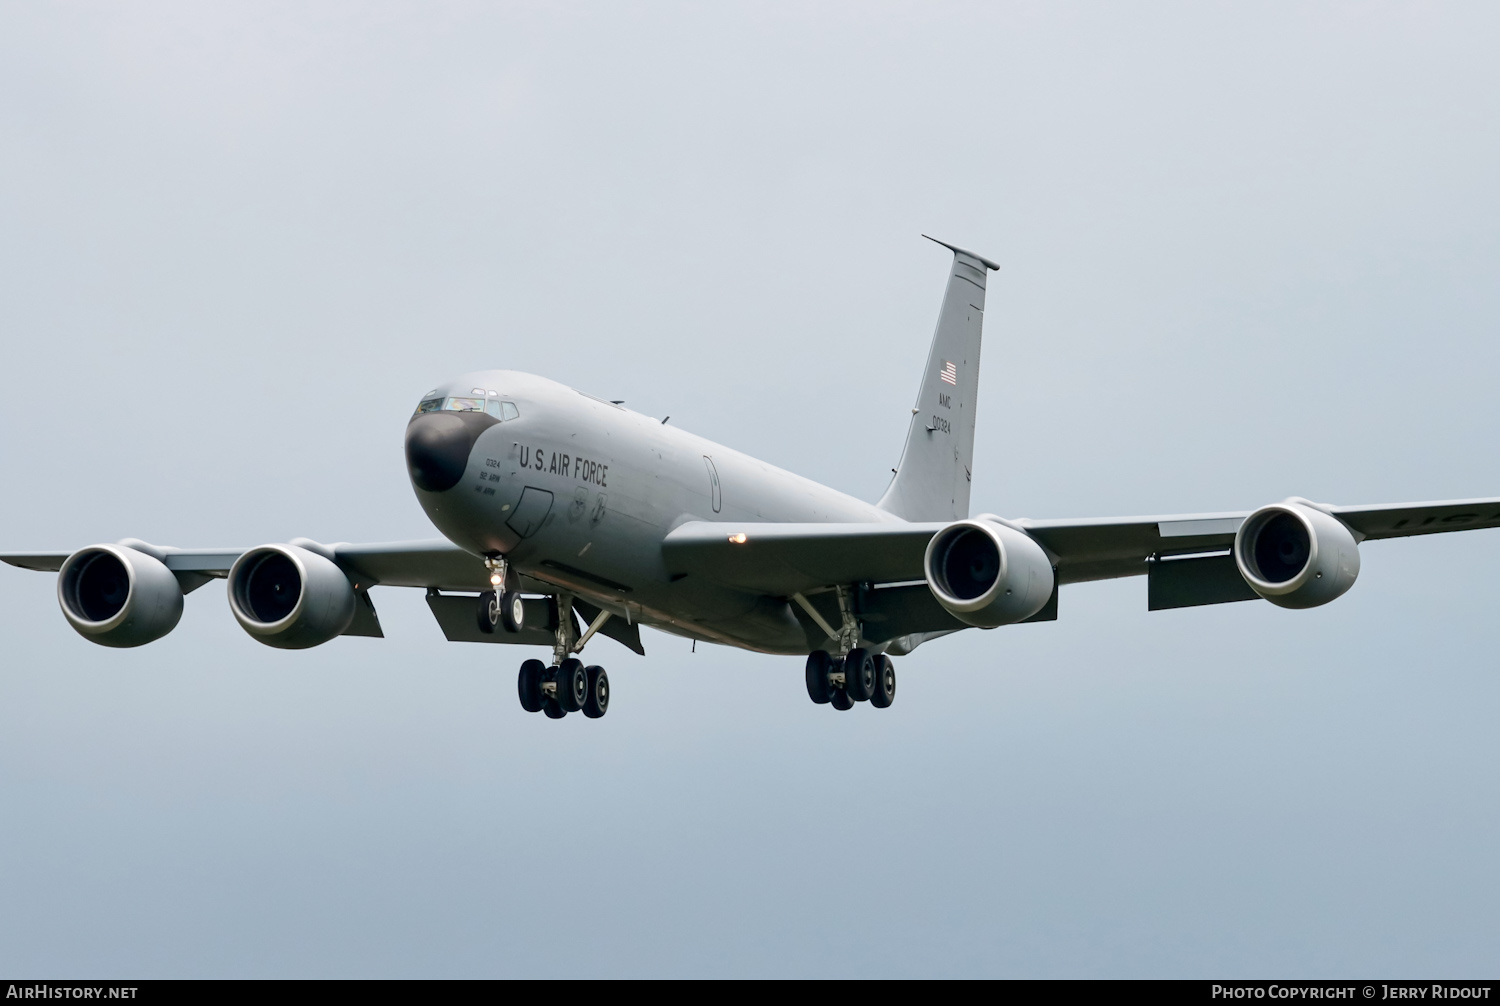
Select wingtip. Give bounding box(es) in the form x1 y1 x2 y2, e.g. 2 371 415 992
921 234 1000 271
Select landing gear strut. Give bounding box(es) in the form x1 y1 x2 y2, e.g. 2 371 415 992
516 592 614 720
800 584 896 711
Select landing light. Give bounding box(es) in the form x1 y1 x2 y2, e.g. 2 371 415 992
490 573 502 585
728 533 747 544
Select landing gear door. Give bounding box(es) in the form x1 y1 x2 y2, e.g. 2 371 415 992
507 487 554 538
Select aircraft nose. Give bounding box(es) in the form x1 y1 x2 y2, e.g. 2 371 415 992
404 410 499 493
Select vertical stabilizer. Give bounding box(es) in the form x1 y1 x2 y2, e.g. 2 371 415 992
877 237 999 522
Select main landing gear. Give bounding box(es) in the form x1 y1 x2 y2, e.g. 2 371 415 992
518 657 609 719
805 648 896 710
515 589 615 721
801 584 895 711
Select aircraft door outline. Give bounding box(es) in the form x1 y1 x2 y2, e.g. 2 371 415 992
703 456 721 513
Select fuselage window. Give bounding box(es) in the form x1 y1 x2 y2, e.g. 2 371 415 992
501 402 520 421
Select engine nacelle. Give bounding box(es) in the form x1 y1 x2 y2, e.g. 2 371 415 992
1233 499 1360 609
227 543 356 649
57 543 184 647
924 518 1055 628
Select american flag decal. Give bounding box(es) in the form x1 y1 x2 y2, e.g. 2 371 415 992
939 360 957 385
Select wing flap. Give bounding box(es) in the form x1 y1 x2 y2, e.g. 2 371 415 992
425 592 560 646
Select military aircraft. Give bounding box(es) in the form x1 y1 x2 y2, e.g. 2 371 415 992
6 236 1499 720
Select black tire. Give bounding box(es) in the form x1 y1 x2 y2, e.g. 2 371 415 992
844 648 875 702
830 688 854 711
501 590 525 632
477 590 500 634
804 650 834 704
543 697 567 719
555 657 588 712
583 665 609 718
871 654 896 708
517 658 546 713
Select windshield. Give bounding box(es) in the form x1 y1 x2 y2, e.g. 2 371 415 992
414 396 520 420
414 396 485 416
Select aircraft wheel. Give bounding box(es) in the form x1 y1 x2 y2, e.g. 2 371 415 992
477 590 500 634
844 648 875 702
870 654 896 709
555 657 588 712
583 665 609 718
830 688 854 711
805 650 834 704
517 658 546 713
542 697 567 719
501 590 525 632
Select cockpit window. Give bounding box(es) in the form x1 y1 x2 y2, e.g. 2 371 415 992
413 396 486 417
483 399 521 420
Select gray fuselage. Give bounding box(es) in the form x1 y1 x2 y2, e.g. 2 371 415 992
409 371 901 653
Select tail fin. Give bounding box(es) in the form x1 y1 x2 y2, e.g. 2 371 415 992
877 236 999 522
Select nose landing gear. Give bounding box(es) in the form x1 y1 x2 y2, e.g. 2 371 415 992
478 556 525 634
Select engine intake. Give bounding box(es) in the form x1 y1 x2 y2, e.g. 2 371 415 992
1233 499 1360 609
228 543 356 649
924 518 1055 628
57 544 184 647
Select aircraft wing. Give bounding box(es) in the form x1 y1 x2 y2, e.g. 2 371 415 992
664 496 1500 596
661 514 1249 593
0 539 493 592
661 521 947 596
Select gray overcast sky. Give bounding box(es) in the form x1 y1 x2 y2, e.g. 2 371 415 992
3 2 1500 978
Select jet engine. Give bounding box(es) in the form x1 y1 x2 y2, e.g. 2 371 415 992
924 518 1055 628
1233 499 1361 609
57 543 184 647
227 543 356 649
